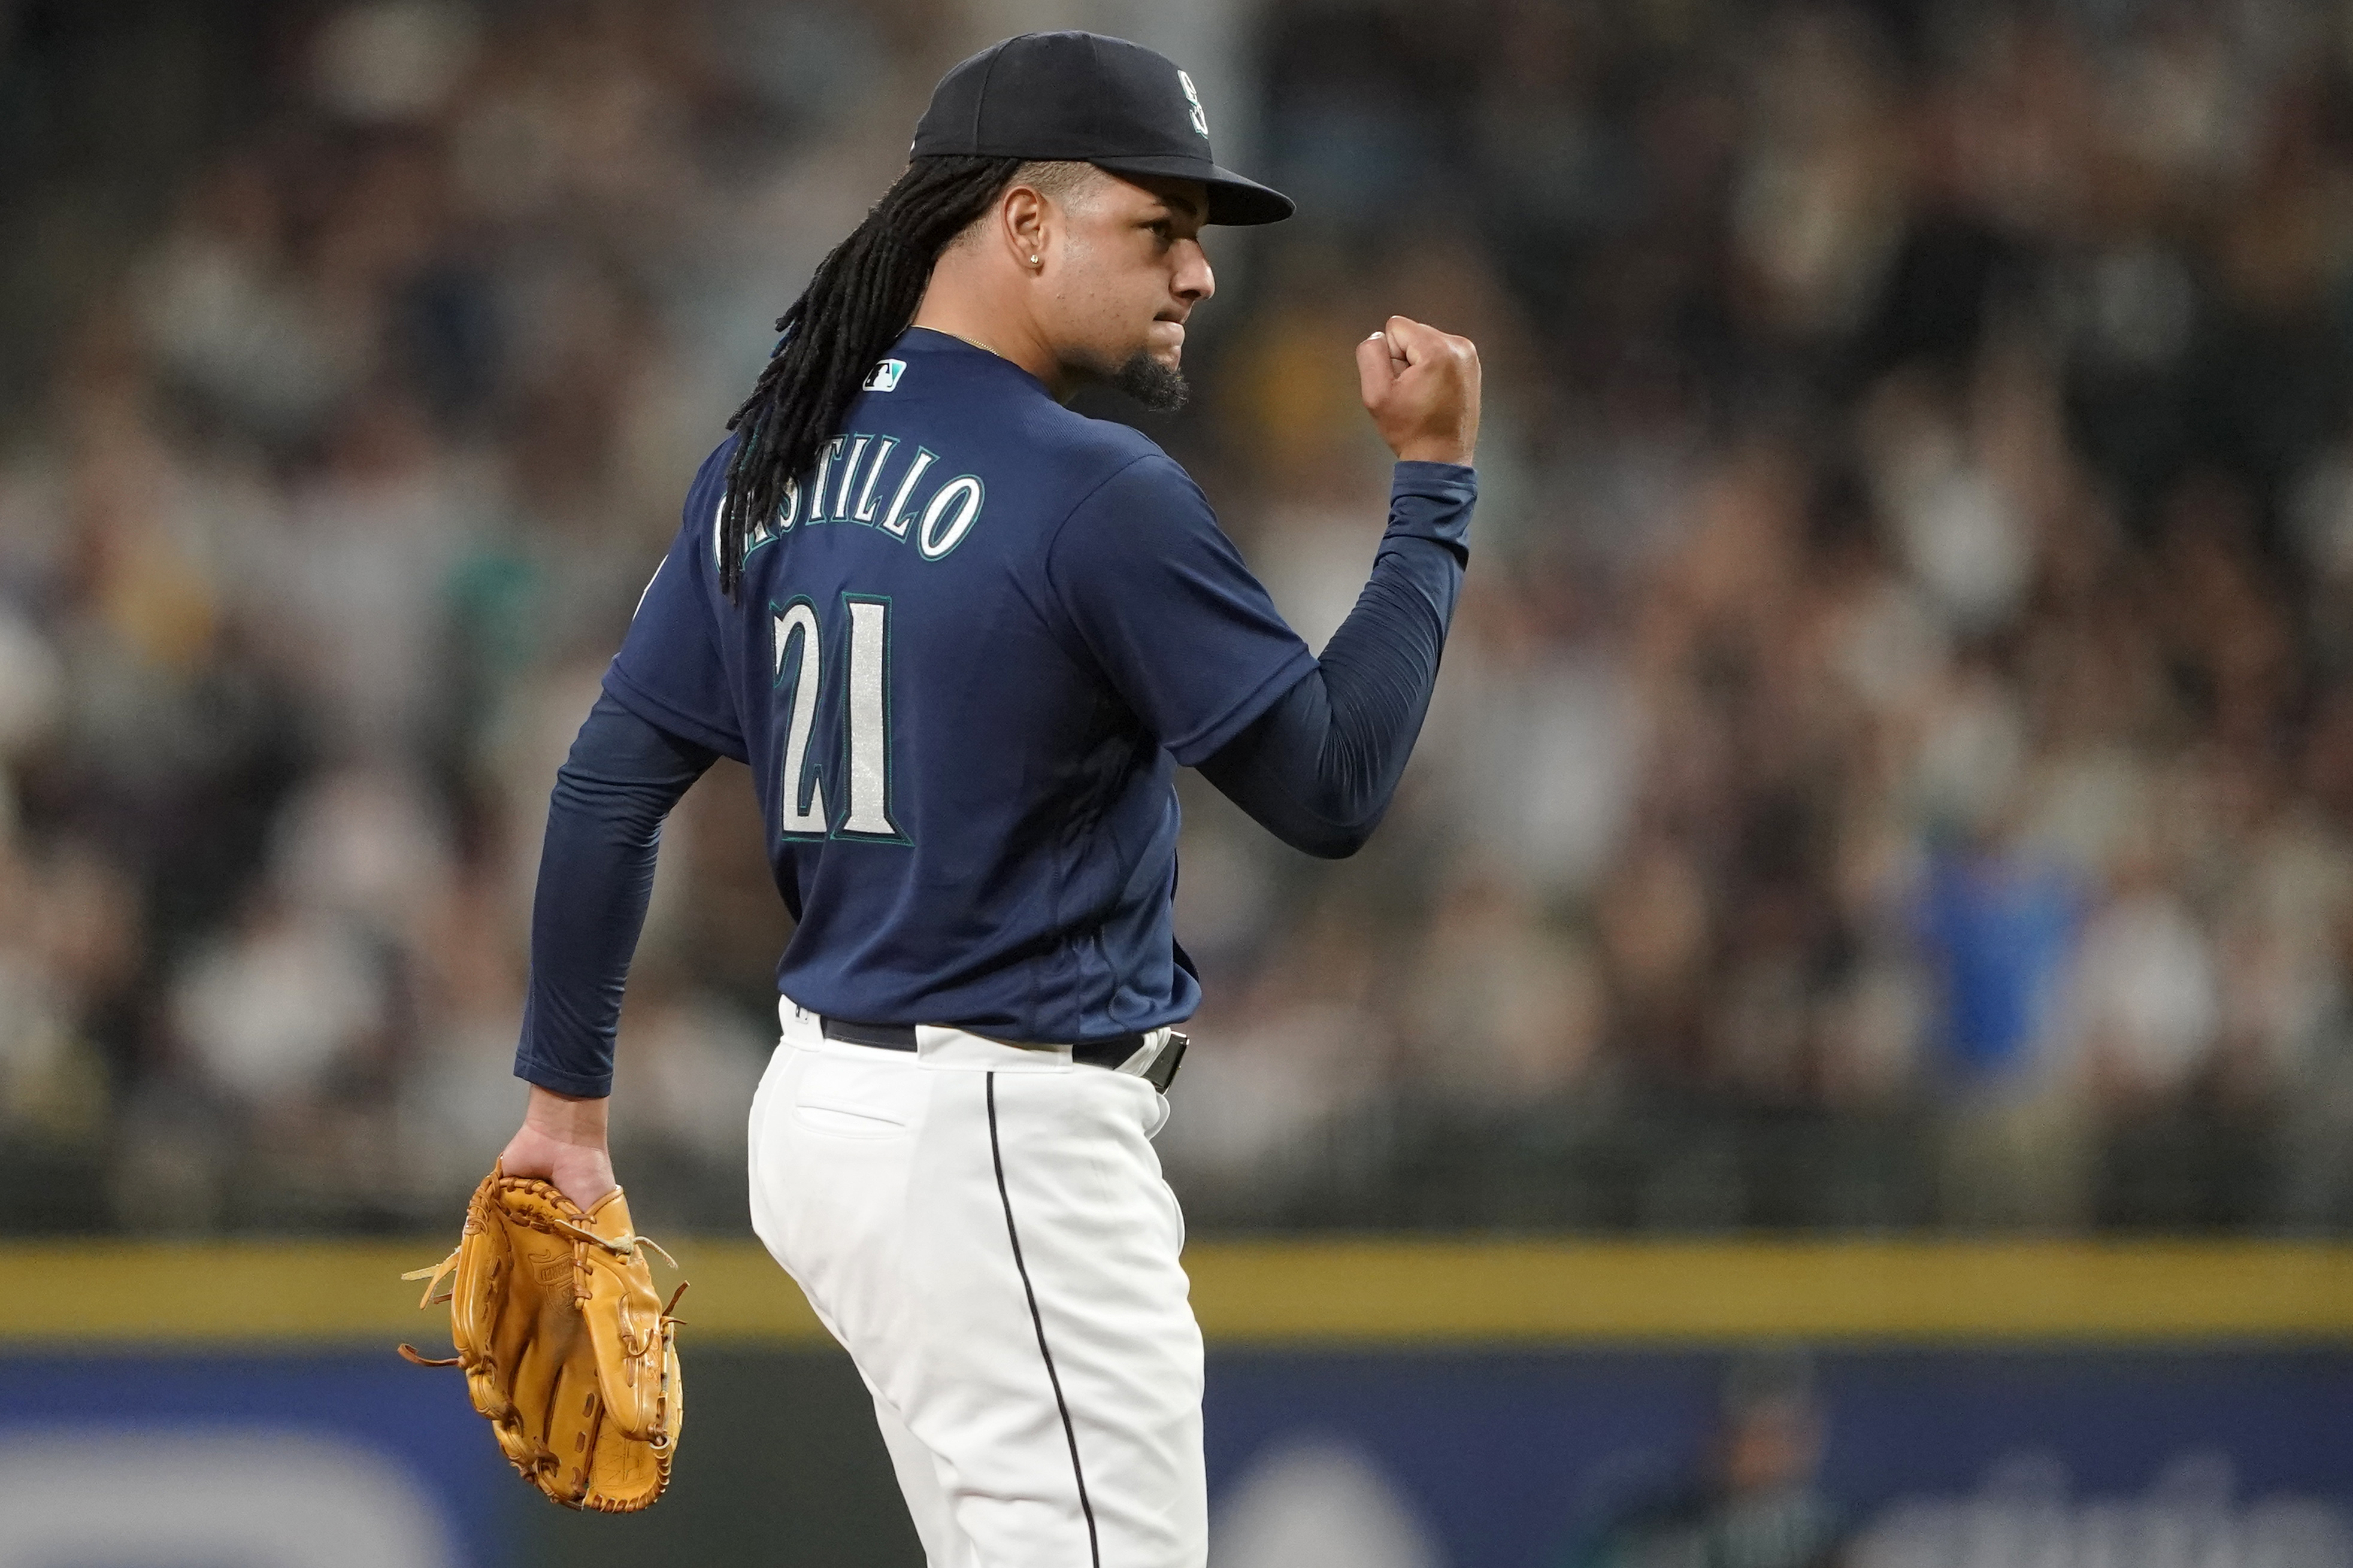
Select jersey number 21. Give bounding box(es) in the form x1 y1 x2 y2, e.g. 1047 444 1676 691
771 595 903 843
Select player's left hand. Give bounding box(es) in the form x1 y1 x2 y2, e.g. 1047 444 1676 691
498 1085 619 1212
1355 315 1481 466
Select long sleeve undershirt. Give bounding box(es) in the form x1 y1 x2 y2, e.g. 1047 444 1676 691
1196 461 1473 857
514 461 1474 1097
513 691 714 1097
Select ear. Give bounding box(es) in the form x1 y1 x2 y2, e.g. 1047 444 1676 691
999 181 1052 274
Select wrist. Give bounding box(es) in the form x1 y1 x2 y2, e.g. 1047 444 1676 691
1393 457 1477 483
1395 439 1473 466
523 1084 611 1147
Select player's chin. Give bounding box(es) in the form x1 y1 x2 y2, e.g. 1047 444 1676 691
1113 350 1189 413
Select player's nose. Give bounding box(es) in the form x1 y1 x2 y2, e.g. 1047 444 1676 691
1174 238 1213 304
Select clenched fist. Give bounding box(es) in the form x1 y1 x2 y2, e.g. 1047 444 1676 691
1356 315 1481 466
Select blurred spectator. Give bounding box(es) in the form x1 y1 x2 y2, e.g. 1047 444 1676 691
1915 841 2088 1229
11 0 2353 1235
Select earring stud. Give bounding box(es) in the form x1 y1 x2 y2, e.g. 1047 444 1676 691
1029 255 1041 266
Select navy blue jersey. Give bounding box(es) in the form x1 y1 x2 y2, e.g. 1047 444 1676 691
605 327 1315 1041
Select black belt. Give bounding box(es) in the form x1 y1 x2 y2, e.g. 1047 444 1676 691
819 1017 1188 1093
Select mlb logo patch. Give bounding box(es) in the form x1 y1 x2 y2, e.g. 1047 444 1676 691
864 359 907 392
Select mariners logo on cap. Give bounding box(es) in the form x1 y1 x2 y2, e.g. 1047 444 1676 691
1177 69 1208 138
909 34 1292 224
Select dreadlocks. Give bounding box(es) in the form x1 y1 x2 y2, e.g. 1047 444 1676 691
719 155 1076 599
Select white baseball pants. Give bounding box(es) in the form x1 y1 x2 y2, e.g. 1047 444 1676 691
749 998 1206 1568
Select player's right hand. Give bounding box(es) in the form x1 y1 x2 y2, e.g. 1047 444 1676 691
499 1084 619 1211
1356 315 1480 467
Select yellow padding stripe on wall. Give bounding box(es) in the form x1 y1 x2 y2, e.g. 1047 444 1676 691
16 1240 2353 1349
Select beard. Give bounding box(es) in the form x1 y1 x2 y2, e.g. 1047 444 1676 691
1112 351 1189 413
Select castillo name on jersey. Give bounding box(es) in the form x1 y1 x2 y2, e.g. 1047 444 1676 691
720 357 988 571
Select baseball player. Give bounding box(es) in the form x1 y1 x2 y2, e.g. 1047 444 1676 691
495 31 1479 1568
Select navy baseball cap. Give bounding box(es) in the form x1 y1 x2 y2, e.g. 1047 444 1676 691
911 32 1295 226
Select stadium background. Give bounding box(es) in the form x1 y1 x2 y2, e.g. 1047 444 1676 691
5 0 2353 1563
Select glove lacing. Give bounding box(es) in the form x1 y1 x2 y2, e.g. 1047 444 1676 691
395 1217 689 1367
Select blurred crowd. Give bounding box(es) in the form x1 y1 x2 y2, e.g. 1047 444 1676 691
10 0 2353 1235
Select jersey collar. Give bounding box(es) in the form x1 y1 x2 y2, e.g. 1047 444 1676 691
893 326 1055 398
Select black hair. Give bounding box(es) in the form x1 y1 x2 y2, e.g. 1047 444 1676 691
717 154 1031 599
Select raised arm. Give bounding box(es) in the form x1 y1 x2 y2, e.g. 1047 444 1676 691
1197 316 1479 856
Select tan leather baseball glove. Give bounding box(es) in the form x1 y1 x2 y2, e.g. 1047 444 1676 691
399 1164 686 1512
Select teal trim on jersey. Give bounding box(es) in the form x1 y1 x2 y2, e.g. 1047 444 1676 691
738 476 801 570
832 433 873 521
830 590 912 846
916 473 986 560
879 447 941 540
850 436 900 525
768 595 828 842
807 436 846 523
